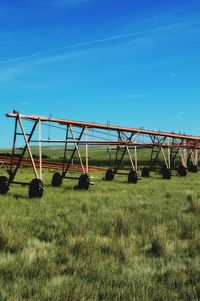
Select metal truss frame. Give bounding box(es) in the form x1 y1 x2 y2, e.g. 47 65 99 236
0 111 199 197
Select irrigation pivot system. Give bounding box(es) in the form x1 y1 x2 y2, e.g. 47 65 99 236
0 111 199 198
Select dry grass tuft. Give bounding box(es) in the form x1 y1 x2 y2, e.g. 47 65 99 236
149 224 167 256
186 193 199 213
114 211 130 237
81 201 90 215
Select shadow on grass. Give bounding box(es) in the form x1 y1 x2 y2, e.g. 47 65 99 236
10 193 30 200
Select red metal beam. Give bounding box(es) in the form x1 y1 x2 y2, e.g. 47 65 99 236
6 112 200 142
0 156 104 172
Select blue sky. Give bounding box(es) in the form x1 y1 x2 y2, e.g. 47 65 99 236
0 0 200 147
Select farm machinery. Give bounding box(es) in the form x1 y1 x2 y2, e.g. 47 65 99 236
0 111 199 197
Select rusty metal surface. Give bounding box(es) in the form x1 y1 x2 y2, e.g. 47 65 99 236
0 156 105 172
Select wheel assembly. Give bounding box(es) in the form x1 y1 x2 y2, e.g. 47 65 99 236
29 179 44 198
141 167 150 177
128 170 138 184
105 169 114 181
78 174 90 190
52 172 62 187
161 166 171 180
188 164 198 173
178 165 187 177
0 176 9 195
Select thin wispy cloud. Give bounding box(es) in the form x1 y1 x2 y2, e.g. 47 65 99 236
0 67 22 82
58 100 64 105
21 101 29 105
47 0 92 6
0 0 93 22
26 35 154 68
170 73 177 78
20 0 92 9
96 94 143 101
29 0 93 12
0 21 198 66
185 28 200 33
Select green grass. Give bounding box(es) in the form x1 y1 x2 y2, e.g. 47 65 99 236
0 169 200 300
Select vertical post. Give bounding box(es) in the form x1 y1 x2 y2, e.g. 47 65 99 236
168 143 171 169
9 121 38 183
107 121 111 165
69 125 85 174
121 132 136 172
48 114 52 141
179 148 187 167
85 126 89 174
38 118 42 180
63 127 85 176
125 144 135 171
62 125 69 176
190 150 195 165
135 146 138 171
161 147 168 168
195 149 198 166
183 147 188 167
10 117 18 174
18 115 39 178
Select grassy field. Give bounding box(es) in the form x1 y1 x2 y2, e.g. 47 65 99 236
0 167 200 300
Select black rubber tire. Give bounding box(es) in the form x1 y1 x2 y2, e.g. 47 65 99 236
105 169 114 181
52 172 62 187
29 179 44 198
161 166 171 180
128 170 138 184
0 176 9 195
188 165 198 173
141 167 150 177
178 165 187 177
78 174 90 190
